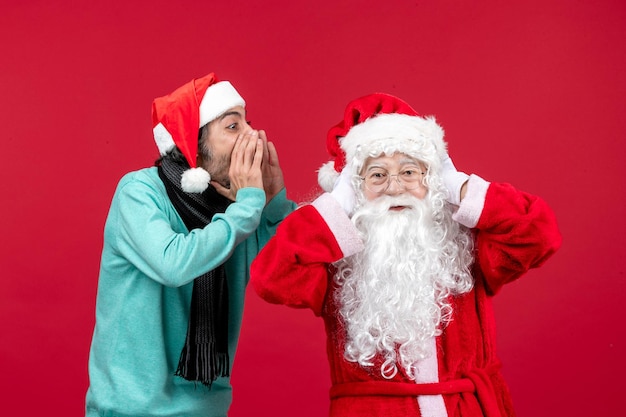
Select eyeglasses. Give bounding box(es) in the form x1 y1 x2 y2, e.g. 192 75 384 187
359 168 426 194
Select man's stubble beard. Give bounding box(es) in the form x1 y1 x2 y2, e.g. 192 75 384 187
334 193 474 380
199 141 231 189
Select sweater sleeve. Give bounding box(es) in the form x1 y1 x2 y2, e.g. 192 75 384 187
111 172 266 287
251 193 364 316
254 188 298 249
459 176 562 294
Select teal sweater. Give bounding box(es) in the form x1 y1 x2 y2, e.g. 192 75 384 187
85 167 295 417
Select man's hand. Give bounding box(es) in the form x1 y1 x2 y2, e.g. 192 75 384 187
212 131 264 201
259 130 286 204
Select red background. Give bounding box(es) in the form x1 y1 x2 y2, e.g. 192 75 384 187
1 1 624 416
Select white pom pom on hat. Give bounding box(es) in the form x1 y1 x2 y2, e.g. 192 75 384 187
181 167 212 193
318 93 448 192
152 72 245 193
317 161 339 195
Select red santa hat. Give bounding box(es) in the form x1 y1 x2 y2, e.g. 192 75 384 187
152 73 246 192
318 93 448 192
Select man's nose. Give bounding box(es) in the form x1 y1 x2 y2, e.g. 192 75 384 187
243 123 254 135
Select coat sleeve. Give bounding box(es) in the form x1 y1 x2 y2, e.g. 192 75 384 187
251 193 364 316
454 175 562 294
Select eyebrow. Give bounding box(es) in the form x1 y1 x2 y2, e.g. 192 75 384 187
365 158 422 171
397 157 421 165
217 110 245 121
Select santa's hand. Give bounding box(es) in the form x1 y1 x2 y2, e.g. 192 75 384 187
330 164 356 216
441 154 469 206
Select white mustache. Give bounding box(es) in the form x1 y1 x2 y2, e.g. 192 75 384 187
360 194 424 213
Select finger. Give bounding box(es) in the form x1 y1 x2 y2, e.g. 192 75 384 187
235 131 257 164
258 130 270 162
211 181 235 201
228 134 245 176
230 134 245 163
252 137 264 169
242 130 259 167
266 141 279 166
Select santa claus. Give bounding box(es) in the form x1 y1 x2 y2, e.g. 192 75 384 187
250 93 561 417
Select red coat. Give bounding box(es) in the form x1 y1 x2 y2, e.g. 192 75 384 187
251 176 561 417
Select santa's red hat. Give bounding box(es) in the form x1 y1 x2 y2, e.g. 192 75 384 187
152 73 246 192
318 93 448 192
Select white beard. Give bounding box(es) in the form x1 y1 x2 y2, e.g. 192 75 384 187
334 193 474 380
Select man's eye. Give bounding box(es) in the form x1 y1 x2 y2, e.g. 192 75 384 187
227 123 237 130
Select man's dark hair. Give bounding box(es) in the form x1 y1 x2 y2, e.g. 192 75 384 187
155 125 209 167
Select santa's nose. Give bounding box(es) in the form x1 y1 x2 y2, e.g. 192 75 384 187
384 177 404 195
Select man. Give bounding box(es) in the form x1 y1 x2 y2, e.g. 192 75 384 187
250 93 561 417
85 73 296 417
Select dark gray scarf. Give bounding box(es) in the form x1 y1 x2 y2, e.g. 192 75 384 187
158 157 232 388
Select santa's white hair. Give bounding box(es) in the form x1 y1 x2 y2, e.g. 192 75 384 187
334 163 474 380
